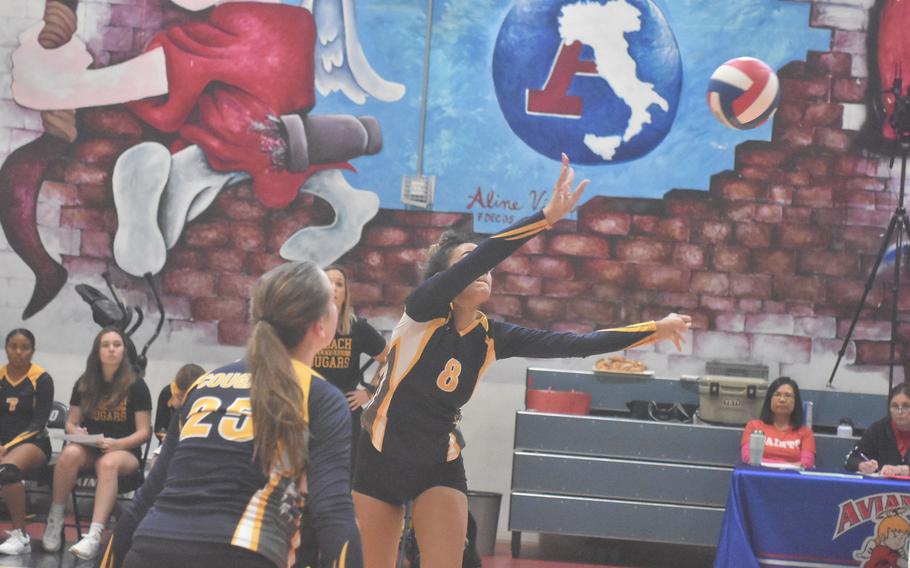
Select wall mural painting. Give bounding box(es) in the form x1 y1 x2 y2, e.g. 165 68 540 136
414 0 828 230
2 0 404 319
1 0 909 391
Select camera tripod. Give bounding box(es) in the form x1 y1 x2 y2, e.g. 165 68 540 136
828 67 910 401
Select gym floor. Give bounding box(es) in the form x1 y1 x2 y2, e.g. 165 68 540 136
0 522 716 568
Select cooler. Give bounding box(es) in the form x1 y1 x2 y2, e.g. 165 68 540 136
696 375 767 426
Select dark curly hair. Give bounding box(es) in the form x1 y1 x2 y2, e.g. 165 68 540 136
422 229 481 281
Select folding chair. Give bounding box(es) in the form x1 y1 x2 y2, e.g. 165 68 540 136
69 436 151 538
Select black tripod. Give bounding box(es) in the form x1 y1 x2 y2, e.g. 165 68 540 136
828 69 910 399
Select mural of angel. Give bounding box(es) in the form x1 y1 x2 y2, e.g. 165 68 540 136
4 0 404 316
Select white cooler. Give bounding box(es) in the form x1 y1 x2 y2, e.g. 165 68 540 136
696 375 768 426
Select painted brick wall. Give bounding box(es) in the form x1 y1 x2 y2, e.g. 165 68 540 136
1 0 906 391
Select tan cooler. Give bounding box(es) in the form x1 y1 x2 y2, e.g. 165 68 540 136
697 375 768 426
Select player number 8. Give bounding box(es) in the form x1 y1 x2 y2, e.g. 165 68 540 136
436 358 462 393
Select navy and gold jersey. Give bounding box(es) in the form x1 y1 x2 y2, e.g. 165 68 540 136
313 317 386 393
70 379 151 459
362 211 659 465
100 359 360 568
0 363 53 447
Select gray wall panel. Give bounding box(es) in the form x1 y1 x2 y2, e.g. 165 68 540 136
515 412 742 466
514 412 858 469
512 452 732 506
509 493 723 547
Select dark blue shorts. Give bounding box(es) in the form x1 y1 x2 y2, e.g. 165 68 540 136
352 435 467 506
5 435 52 462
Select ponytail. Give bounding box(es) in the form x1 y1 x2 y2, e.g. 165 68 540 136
249 320 308 477
247 261 332 477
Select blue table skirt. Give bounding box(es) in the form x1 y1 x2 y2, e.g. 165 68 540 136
715 466 910 567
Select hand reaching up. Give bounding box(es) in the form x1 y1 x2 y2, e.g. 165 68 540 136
543 153 588 226
655 313 692 351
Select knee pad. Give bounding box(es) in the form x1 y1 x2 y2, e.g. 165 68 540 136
0 464 22 485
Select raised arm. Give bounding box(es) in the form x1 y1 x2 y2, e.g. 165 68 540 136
407 154 587 321
492 313 691 360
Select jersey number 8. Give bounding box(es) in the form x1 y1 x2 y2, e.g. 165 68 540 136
436 358 462 393
180 396 253 442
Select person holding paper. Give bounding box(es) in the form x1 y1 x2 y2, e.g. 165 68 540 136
846 383 910 476
41 328 151 560
0 329 54 555
740 376 816 468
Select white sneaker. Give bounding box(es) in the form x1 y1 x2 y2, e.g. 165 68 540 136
41 515 63 552
69 532 101 560
0 529 30 555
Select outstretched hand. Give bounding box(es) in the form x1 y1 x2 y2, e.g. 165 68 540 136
655 313 692 351
543 153 589 226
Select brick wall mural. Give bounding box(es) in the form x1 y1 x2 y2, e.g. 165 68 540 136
0 0 906 394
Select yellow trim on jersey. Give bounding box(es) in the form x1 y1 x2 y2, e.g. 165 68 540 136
596 321 658 350
291 359 318 425
475 336 497 391
231 472 281 551
180 370 215 430
370 317 448 451
99 536 115 568
492 218 551 241
185 371 212 395
3 430 38 449
335 541 349 568
457 311 489 337
0 363 45 389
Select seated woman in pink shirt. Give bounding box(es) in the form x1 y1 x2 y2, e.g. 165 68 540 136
741 376 816 468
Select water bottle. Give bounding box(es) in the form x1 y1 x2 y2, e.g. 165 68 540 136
837 419 854 438
804 401 814 430
749 429 766 465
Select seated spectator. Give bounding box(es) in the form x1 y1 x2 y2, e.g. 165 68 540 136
741 376 815 468
846 383 910 476
41 327 151 560
0 329 54 555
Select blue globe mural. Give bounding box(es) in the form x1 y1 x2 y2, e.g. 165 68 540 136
492 0 683 165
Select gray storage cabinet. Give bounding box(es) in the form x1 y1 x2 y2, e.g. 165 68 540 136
508 367 881 558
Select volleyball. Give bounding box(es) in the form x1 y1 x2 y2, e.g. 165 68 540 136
706 57 780 130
